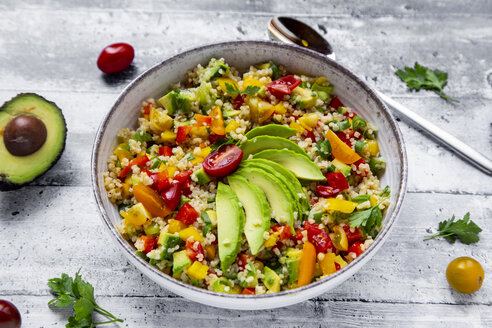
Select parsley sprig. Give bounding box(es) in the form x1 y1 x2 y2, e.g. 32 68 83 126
48 270 123 328
349 197 388 233
396 62 459 103
425 212 481 244
225 83 260 97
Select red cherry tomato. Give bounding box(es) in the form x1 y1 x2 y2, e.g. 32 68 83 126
316 185 340 198
176 203 199 225
271 225 292 240
242 287 256 295
348 241 365 257
232 94 246 110
159 146 173 157
185 238 205 262
161 183 182 211
97 42 134 74
237 253 252 270
208 134 226 144
330 96 345 109
267 75 302 98
304 222 335 253
342 225 363 244
157 170 170 193
353 158 368 177
326 172 349 191
202 144 243 178
136 235 158 254
336 131 352 147
0 299 21 328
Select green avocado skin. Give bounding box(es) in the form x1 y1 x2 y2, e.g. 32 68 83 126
0 93 67 191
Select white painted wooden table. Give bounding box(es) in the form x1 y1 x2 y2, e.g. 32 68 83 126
1 1 491 327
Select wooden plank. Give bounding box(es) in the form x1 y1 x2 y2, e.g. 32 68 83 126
1 189 490 305
0 11 490 97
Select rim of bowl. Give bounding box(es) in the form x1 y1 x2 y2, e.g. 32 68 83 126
91 40 408 301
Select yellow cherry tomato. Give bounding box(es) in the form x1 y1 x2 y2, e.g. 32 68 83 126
446 257 484 294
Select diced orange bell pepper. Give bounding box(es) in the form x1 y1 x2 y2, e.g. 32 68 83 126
133 184 171 218
205 244 217 261
194 114 211 127
298 241 316 287
325 130 361 164
210 105 225 135
119 154 149 179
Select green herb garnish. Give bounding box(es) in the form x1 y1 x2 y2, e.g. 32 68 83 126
396 62 459 102
225 83 260 97
48 270 123 327
131 130 153 142
425 213 481 244
315 139 332 159
269 61 281 80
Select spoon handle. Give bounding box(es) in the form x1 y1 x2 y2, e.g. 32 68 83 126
376 91 492 176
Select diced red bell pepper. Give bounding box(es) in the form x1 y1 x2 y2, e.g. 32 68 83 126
136 235 158 254
309 198 319 206
271 225 292 240
330 96 344 109
267 75 302 98
119 154 149 179
157 170 170 192
174 170 193 184
159 146 173 157
141 169 159 190
326 172 349 191
336 131 352 147
194 114 211 127
232 94 246 110
293 229 304 242
143 103 152 115
176 126 192 143
185 238 205 262
343 225 363 244
237 253 252 270
304 222 335 254
335 262 341 271
345 112 356 119
181 179 192 197
161 183 182 211
209 134 226 143
176 203 199 225
348 241 364 257
242 287 256 295
305 130 316 143
316 185 340 198
353 158 368 177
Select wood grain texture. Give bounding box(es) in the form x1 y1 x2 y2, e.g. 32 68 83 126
0 0 491 326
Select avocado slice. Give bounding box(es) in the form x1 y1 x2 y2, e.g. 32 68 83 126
236 167 295 232
262 266 281 292
253 149 325 181
242 158 310 216
331 158 352 177
158 89 195 115
245 124 296 139
240 135 309 159
202 59 230 82
0 93 66 191
192 167 212 185
292 86 318 109
311 83 333 101
216 182 245 272
157 232 183 260
285 248 303 283
197 82 216 113
228 174 270 255
172 250 191 275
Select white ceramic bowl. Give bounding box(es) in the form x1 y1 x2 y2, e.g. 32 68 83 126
91 41 407 310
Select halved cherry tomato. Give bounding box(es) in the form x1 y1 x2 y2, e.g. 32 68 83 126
330 96 344 109
176 126 192 143
335 262 341 271
305 130 316 143
293 229 304 242
186 238 205 262
326 172 349 191
348 241 364 257
157 170 170 192
232 94 246 110
342 225 363 244
161 183 182 211
271 225 292 240
202 144 243 177
119 154 149 178
176 203 199 225
242 287 256 295
304 222 335 254
174 170 193 184
331 225 348 251
237 253 252 270
353 158 368 177
159 146 173 157
133 184 171 218
267 75 302 98
336 131 352 147
136 235 158 254
97 42 134 74
194 114 211 127
316 185 340 198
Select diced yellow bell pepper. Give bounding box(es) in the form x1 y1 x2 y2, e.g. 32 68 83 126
167 219 187 234
189 126 209 138
225 120 239 133
319 252 336 276
210 105 226 135
160 130 177 144
334 255 348 269
113 144 132 162
242 75 267 91
246 97 275 123
323 198 357 213
121 182 132 198
150 107 173 132
216 78 239 94
121 203 151 226
366 140 379 157
190 156 203 165
158 162 167 172
200 147 212 158
325 130 361 164
187 261 209 280
289 121 305 133
274 102 287 114
179 226 204 242
264 232 279 248
298 113 319 131
167 166 177 178
370 195 378 207
315 76 327 85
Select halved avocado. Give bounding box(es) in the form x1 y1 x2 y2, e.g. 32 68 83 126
240 135 309 159
245 124 296 139
0 93 67 191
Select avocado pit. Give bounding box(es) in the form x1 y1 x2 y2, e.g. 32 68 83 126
4 115 47 156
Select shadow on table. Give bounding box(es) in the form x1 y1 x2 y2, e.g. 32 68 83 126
101 64 138 87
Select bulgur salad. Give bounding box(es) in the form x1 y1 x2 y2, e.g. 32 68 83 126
104 58 390 294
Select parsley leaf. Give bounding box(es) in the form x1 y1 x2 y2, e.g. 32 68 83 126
315 139 332 159
48 269 123 327
425 212 481 244
131 130 153 142
395 62 459 102
349 199 387 233
210 136 240 151
225 83 260 97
